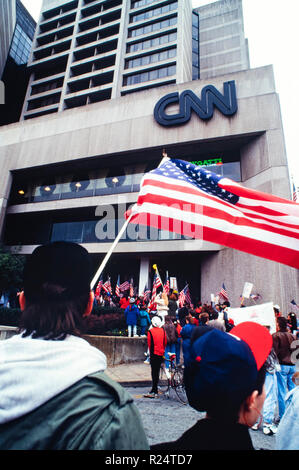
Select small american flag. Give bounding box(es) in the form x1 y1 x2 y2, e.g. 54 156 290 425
290 299 299 312
219 283 229 301
129 278 134 297
142 285 151 301
292 183 298 202
120 280 130 292
178 284 192 308
163 271 170 295
148 273 162 310
95 276 103 299
103 277 112 294
125 158 299 270
250 293 262 301
115 275 120 297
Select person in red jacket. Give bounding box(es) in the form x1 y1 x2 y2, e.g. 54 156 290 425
144 316 167 398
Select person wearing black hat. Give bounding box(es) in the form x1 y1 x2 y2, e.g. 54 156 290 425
151 322 272 450
0 242 149 450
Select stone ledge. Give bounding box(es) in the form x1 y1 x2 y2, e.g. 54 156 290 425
83 334 148 366
0 327 147 367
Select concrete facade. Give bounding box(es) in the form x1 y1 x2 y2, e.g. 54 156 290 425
0 64 298 311
195 0 250 79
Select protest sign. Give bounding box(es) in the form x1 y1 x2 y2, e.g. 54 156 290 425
242 282 253 299
228 302 276 334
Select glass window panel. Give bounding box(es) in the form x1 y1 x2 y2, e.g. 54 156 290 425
168 65 176 76
158 67 167 78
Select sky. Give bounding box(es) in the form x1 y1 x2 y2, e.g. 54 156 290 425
22 0 299 188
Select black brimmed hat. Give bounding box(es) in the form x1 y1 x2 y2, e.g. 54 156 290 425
23 242 92 302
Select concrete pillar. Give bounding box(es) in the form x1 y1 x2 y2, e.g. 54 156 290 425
138 257 150 295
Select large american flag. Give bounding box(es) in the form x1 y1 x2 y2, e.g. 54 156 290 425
125 158 299 269
178 284 192 308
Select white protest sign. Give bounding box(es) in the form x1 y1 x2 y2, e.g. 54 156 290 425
211 294 215 303
242 282 254 299
170 277 177 290
227 302 276 334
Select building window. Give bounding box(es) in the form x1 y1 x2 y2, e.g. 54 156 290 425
128 16 177 37
127 31 177 53
131 0 158 9
123 64 176 86
125 47 176 68
9 24 33 65
130 2 178 23
192 11 199 80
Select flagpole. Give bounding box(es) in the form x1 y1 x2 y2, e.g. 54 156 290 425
90 213 134 290
91 151 169 291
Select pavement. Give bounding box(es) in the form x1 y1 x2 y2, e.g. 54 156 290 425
106 360 152 387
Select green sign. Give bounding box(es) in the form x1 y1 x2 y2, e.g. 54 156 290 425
191 158 223 167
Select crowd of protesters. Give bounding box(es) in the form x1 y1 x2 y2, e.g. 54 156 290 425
0 241 298 451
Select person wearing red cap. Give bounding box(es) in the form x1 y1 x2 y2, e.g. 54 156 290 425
152 322 272 450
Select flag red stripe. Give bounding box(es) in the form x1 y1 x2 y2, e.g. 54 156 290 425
142 177 293 218
220 180 298 205
129 212 299 269
142 179 299 230
136 193 299 241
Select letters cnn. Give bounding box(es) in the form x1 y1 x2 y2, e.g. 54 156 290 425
154 80 237 126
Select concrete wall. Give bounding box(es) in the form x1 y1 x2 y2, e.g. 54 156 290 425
0 326 147 366
83 334 147 366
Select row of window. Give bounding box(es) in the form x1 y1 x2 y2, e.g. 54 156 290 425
125 47 176 69
9 24 33 65
131 0 158 9
131 1 177 23
16 0 36 39
127 31 177 53
51 219 188 244
129 16 177 37
124 64 176 85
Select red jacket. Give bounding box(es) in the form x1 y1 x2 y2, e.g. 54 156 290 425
119 298 130 309
147 327 167 357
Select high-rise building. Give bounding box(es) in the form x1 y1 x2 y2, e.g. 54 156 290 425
0 0 297 311
195 0 250 79
21 0 194 120
0 0 36 125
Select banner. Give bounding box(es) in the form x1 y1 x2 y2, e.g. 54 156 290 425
227 302 276 334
